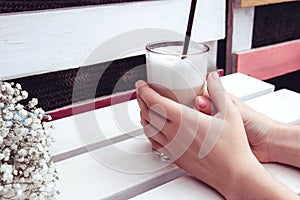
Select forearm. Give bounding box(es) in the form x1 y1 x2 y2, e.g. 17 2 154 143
225 159 299 200
268 123 300 168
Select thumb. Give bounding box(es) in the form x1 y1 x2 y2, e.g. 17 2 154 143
207 72 230 114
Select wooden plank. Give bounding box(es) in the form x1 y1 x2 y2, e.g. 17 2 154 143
55 137 185 200
245 89 300 124
132 163 300 199
235 0 296 7
221 73 274 101
0 0 225 79
50 99 142 161
132 175 224 199
235 39 300 80
226 0 254 74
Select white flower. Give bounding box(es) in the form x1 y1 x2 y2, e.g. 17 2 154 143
0 136 3 144
15 103 24 110
28 98 38 108
0 164 13 182
7 104 15 110
18 149 27 157
10 144 18 150
4 111 13 120
19 109 27 118
32 174 44 184
24 118 33 126
13 114 22 122
15 83 22 90
21 91 28 99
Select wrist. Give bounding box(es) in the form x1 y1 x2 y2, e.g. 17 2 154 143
216 154 262 199
267 122 300 167
223 157 297 200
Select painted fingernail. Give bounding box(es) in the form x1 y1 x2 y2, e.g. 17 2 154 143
211 71 219 80
197 97 207 109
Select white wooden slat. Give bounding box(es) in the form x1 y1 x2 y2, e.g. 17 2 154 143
56 135 185 200
231 7 254 52
245 89 300 124
50 73 275 161
50 99 142 160
132 175 224 200
131 163 300 199
226 0 254 74
0 0 225 79
221 72 275 101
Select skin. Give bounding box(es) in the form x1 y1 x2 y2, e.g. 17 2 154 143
195 82 300 168
136 72 300 199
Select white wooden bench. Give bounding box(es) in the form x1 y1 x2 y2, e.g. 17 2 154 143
49 73 300 199
1 1 299 199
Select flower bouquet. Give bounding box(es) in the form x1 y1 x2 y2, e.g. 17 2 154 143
0 82 59 199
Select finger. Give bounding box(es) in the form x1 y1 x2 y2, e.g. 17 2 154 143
136 80 181 122
142 121 168 146
202 81 210 98
206 72 232 114
140 110 177 141
195 96 212 115
148 138 164 151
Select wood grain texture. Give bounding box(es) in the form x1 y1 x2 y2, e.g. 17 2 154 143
0 0 225 79
237 0 296 7
236 39 300 80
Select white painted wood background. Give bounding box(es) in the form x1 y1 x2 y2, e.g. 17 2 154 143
0 0 225 79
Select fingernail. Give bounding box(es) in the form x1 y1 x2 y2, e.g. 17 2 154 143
135 80 141 88
211 71 219 80
197 97 207 109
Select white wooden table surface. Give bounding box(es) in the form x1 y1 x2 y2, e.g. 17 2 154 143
49 73 300 199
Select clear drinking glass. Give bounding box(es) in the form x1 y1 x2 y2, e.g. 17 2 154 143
145 41 209 161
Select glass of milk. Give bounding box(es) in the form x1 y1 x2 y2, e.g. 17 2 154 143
146 41 209 108
145 41 209 161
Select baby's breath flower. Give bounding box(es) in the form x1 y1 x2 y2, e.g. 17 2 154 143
0 82 59 199
18 109 27 118
24 118 33 126
28 98 38 108
21 91 28 99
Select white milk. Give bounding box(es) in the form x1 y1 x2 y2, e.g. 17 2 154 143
146 45 207 108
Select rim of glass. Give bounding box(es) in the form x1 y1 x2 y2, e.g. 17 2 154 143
146 41 209 56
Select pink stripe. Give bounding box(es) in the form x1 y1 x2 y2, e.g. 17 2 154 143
236 39 300 80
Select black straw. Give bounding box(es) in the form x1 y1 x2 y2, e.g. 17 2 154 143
182 0 198 59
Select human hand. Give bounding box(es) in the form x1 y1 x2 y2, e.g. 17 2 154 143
195 83 276 163
136 72 261 198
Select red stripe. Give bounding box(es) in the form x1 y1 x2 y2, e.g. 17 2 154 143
48 91 137 120
47 69 224 120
